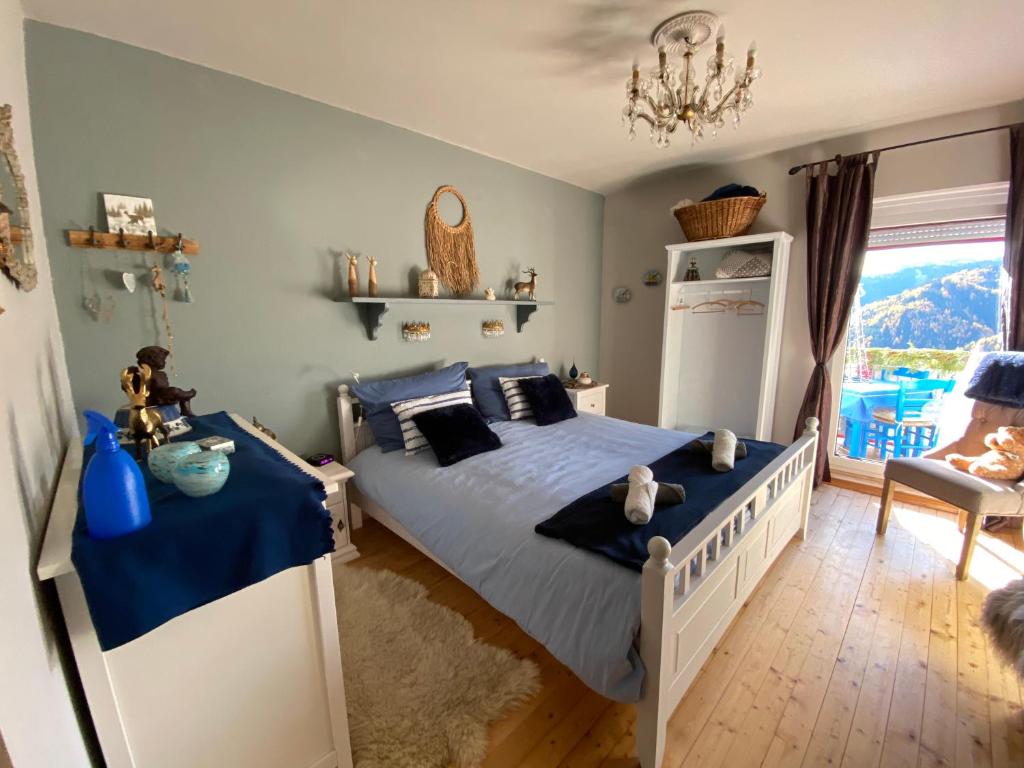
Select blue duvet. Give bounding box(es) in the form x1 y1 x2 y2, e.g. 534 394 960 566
348 413 693 702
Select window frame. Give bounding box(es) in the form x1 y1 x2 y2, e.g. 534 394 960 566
827 182 1008 484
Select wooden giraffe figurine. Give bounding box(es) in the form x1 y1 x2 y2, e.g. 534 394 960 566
367 255 379 297
347 252 360 297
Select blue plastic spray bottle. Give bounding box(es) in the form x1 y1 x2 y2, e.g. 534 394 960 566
82 410 152 539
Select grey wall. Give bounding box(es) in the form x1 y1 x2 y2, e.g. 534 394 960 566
600 99 1024 443
25 22 604 457
0 8 92 768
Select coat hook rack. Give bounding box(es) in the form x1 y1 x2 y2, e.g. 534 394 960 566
66 228 200 255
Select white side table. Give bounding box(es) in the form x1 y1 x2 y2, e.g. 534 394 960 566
564 383 609 415
320 460 360 564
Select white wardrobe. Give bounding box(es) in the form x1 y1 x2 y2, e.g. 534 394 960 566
658 231 791 441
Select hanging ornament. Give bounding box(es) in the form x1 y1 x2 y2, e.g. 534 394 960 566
170 241 193 303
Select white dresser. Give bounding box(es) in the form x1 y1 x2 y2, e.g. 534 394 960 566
37 415 354 768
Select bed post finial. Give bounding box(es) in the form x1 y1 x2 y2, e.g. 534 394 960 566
647 536 671 565
804 416 820 435
338 384 350 396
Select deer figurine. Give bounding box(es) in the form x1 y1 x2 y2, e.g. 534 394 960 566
366 255 379 297
347 252 360 297
120 363 169 458
513 268 538 301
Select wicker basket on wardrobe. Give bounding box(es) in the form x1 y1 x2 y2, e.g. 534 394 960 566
674 193 767 241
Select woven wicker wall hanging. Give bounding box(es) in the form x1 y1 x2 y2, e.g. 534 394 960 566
424 185 479 296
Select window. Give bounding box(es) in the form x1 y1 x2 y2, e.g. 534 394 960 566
831 184 1007 470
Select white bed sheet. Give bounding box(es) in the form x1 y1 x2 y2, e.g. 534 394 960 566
347 413 693 702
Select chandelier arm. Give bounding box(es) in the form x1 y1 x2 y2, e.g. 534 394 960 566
633 112 657 129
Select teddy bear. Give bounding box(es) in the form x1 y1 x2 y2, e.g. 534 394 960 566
946 425 1024 481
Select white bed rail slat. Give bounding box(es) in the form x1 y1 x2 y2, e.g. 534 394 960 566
638 417 819 767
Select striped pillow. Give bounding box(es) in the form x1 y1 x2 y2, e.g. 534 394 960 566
392 384 473 455
499 376 542 421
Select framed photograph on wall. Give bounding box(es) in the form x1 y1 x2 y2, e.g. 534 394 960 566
103 194 157 235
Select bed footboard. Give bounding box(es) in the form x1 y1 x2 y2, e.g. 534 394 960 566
636 418 819 767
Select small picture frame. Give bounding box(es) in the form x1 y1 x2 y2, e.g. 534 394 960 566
103 194 157 235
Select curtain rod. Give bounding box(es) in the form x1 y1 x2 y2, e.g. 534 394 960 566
786 122 1020 176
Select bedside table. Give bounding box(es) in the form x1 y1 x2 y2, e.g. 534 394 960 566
565 383 609 416
320 461 360 564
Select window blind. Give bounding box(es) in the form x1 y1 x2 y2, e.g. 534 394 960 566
868 218 1006 249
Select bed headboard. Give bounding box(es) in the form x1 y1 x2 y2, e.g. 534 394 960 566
336 384 375 465
335 358 548 465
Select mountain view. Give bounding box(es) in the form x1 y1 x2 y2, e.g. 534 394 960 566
858 260 1000 350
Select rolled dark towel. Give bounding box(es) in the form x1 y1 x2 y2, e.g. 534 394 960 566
610 482 685 505
691 439 748 459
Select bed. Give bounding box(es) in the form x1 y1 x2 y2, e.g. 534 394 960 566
336 384 818 767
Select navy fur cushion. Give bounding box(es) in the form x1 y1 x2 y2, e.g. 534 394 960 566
412 404 503 467
518 374 578 426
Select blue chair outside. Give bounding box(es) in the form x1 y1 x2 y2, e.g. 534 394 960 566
891 367 929 380
868 378 955 459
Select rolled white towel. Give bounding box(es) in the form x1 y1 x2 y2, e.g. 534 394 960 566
711 429 737 473
628 465 654 485
625 465 657 525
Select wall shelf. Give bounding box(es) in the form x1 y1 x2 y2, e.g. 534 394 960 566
335 296 554 340
64 227 200 255
672 276 771 289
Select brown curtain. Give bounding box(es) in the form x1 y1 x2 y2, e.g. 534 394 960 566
1001 125 1024 351
794 152 879 485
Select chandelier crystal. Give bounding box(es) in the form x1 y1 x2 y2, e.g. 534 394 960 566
623 11 761 148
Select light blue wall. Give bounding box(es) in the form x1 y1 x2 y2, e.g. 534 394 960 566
25 22 604 455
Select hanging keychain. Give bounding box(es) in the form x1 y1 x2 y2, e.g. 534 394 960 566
169 236 193 303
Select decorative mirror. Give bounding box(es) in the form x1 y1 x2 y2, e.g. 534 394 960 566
0 104 37 292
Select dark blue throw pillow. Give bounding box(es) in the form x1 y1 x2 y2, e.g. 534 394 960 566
467 361 549 422
517 374 577 426
412 404 503 467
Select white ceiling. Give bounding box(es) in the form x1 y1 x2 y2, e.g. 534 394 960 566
22 0 1024 193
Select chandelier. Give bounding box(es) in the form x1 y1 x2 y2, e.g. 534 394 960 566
623 11 761 147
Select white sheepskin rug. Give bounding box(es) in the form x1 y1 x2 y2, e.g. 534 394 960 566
982 577 1024 678
335 567 540 768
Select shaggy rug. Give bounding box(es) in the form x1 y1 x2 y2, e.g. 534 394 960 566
335 567 540 768
982 577 1024 678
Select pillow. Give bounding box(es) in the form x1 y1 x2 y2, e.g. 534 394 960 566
392 384 473 455
350 362 469 452
412 404 503 467
517 374 578 426
467 362 549 422
499 375 544 421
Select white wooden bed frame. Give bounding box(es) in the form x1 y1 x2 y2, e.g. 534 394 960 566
336 384 818 767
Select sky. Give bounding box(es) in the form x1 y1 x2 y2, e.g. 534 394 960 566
862 240 1003 277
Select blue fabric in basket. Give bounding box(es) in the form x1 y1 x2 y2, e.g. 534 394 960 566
71 412 330 651
535 433 785 572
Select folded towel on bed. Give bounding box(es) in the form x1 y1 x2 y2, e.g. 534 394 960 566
691 438 748 459
624 465 656 525
610 482 685 505
711 429 737 472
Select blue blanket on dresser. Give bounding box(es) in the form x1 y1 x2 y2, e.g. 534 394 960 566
72 412 330 651
535 434 786 571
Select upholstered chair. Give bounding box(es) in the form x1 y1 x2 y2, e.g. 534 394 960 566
876 400 1024 580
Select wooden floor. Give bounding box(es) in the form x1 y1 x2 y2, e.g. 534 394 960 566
345 484 1024 767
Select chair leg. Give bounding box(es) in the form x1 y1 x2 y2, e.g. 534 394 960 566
957 510 967 533
877 478 896 535
956 512 982 581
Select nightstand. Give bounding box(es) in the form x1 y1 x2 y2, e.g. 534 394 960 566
565 383 609 416
320 461 360 564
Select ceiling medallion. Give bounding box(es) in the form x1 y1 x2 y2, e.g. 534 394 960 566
623 10 761 148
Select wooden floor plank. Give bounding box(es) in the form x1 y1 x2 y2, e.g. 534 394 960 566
344 484 1024 768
